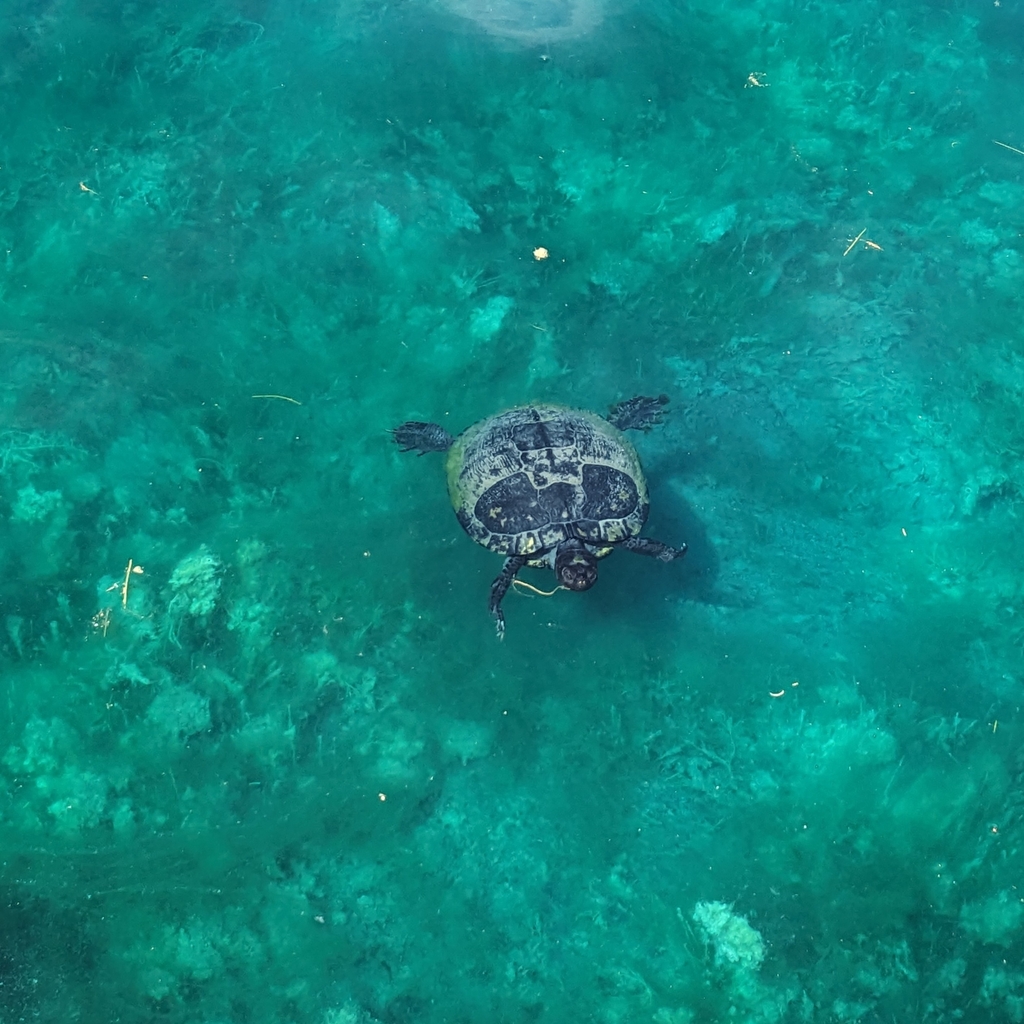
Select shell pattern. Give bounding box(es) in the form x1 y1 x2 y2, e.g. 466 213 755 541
446 404 649 559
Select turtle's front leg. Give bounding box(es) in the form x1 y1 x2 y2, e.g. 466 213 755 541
489 555 527 639
391 421 454 454
619 536 687 562
607 394 670 432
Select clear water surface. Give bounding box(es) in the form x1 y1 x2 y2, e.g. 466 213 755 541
1 0 1023 1019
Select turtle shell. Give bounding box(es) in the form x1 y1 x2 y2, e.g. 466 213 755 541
445 404 649 559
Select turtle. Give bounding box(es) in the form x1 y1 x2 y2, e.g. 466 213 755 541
392 395 686 637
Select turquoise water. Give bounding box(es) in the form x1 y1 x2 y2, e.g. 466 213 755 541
2 0 1024 1018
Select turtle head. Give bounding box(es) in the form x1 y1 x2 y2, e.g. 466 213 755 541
555 540 598 592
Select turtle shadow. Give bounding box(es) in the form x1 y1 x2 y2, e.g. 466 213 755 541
587 468 729 629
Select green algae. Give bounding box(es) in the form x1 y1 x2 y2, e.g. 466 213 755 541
1 0 1024 1020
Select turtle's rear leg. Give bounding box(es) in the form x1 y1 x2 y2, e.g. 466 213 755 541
489 555 527 639
619 535 687 561
607 394 670 432
391 421 455 454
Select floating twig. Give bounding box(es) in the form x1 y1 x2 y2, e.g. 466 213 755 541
251 394 302 405
993 139 1024 157
106 557 144 609
843 228 866 257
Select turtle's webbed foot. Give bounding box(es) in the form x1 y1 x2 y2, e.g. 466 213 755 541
621 536 687 561
607 394 670 432
489 555 526 640
656 543 687 562
391 421 454 454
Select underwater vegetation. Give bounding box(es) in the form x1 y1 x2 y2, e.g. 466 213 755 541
0 0 1023 1020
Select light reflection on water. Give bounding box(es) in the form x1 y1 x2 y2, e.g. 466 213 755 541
439 0 607 42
